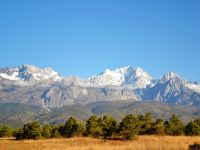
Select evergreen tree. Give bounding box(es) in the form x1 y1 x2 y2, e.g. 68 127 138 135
137 113 154 134
22 121 41 139
143 112 153 134
137 114 145 134
185 119 200 135
0 125 13 137
101 115 117 139
119 114 140 140
42 124 52 138
58 125 65 137
13 128 24 140
165 114 184 135
51 128 61 138
76 122 85 136
64 117 83 137
10 113 200 140
85 115 102 137
152 119 165 135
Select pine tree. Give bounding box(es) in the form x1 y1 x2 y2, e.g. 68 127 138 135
101 115 117 139
0 125 13 137
64 117 84 137
143 112 153 134
85 115 102 137
185 119 200 135
42 124 52 138
152 119 165 135
22 121 41 139
137 113 154 135
119 114 140 140
51 128 61 138
13 128 24 140
165 114 184 135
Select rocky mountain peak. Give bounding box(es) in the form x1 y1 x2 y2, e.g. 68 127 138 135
89 66 154 89
0 64 200 108
160 72 181 83
0 64 61 82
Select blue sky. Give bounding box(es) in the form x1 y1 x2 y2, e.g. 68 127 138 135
0 0 199 81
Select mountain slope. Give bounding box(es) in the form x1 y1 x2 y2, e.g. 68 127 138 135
86 101 200 123
0 103 47 127
41 84 139 107
0 101 199 127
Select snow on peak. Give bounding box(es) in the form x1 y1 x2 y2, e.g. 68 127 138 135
159 71 200 94
186 82 200 93
0 65 62 82
160 72 180 82
89 66 154 88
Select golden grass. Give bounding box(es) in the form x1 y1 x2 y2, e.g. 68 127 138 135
0 136 200 150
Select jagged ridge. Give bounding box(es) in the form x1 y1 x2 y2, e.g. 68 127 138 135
0 64 199 108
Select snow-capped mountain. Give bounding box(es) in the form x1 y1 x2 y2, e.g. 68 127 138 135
0 64 200 108
139 72 200 105
185 82 200 94
0 65 62 82
159 72 200 94
89 66 155 89
160 72 181 83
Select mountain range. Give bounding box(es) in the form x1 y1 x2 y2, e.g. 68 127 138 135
0 64 200 126
0 64 200 107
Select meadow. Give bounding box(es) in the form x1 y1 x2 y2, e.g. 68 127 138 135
0 136 200 150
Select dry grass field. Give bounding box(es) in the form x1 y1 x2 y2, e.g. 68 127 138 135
0 136 200 150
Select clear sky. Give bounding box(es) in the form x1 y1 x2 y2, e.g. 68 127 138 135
0 0 199 81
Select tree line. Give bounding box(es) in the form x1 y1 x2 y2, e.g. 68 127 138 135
1 113 200 140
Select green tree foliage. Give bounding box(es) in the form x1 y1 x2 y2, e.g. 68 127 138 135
101 115 117 139
58 125 65 137
85 115 102 137
144 112 153 134
185 119 200 135
152 119 165 135
51 128 61 138
8 113 200 140
138 113 153 134
165 114 184 135
23 121 41 139
119 114 140 140
13 128 24 140
63 117 84 137
0 125 13 137
76 122 85 136
137 114 145 134
42 124 52 138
